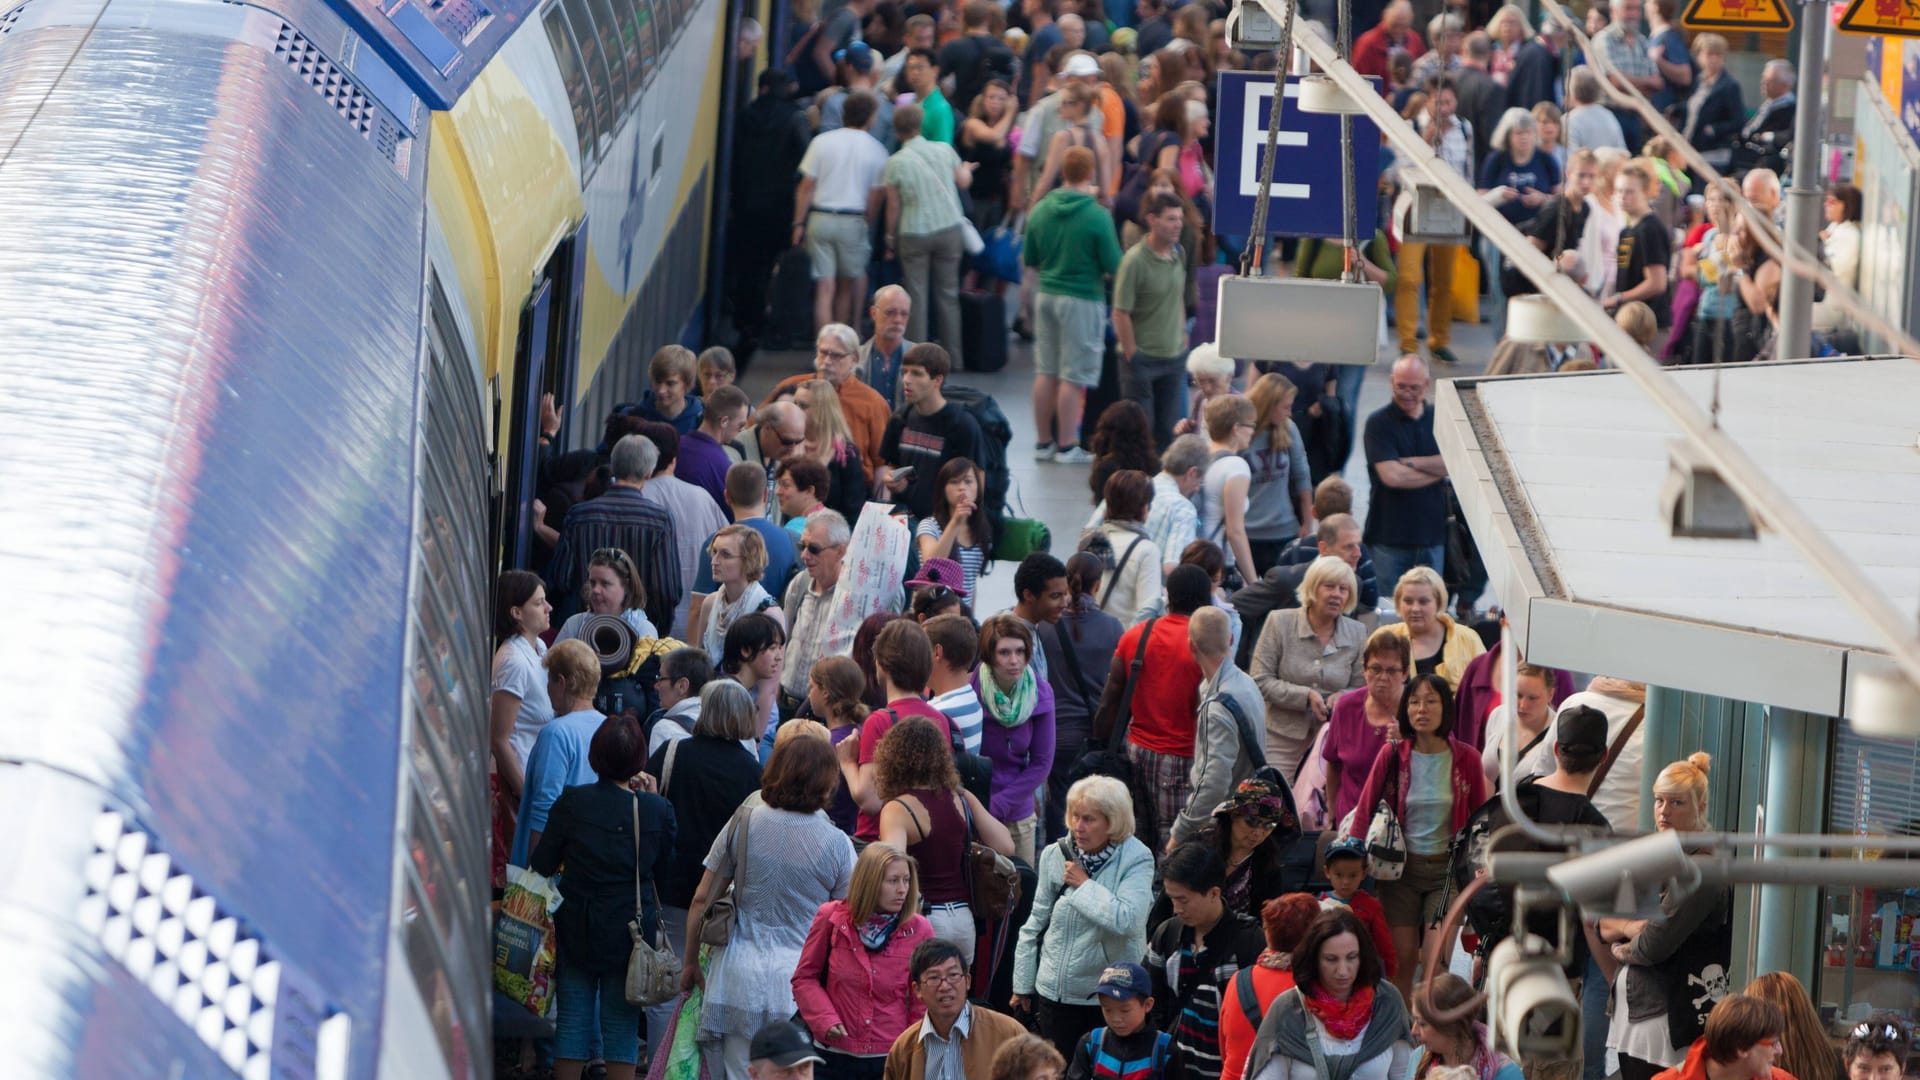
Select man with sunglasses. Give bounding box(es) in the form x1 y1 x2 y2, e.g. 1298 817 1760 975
749 401 809 512
779 509 903 718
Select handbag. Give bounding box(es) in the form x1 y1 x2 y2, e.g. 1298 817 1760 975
697 805 752 948
979 212 1024 284
626 797 683 1006
1363 746 1408 882
960 791 1021 919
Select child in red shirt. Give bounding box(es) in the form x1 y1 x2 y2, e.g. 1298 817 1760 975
1318 838 1397 976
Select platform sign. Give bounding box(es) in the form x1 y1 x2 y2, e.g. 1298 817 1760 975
1838 0 1920 39
1212 72 1380 240
1682 0 1793 31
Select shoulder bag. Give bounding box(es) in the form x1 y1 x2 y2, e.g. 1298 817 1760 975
1097 534 1147 611
1586 706 1646 798
697 804 752 947
626 796 682 1005
1363 746 1408 882
960 791 1021 919
1105 617 1160 753
937 706 995 810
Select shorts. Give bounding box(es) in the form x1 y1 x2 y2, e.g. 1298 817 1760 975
1034 292 1106 387
1377 851 1451 927
807 211 871 279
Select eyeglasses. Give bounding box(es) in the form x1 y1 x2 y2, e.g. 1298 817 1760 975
778 434 807 447
1755 1038 1780 1049
816 349 853 362
803 542 841 556
1364 666 1406 679
919 970 967 987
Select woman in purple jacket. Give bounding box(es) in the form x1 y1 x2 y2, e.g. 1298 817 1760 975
974 614 1057 866
792 842 935 1079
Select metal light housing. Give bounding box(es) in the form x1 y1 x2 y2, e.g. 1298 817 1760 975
1847 667 1920 738
1295 74 1368 114
1658 439 1761 541
1505 295 1591 344
1215 274 1384 366
1400 180 1471 244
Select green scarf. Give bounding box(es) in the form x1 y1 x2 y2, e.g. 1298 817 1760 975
984 666 1038 728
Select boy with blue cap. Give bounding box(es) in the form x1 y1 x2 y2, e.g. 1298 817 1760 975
1067 961 1170 1080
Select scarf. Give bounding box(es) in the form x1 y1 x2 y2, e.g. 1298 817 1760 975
1246 984 1409 1080
702 581 771 661
983 665 1038 728
1257 949 1293 971
1066 839 1115 879
858 912 902 951
1304 985 1377 1041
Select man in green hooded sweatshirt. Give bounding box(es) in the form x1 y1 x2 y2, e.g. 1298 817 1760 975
1023 145 1122 465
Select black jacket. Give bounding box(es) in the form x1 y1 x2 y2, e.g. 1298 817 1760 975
1144 910 1268 1036
647 735 763 908
1506 39 1561 113
530 780 678 973
821 443 871 524
1683 75 1745 155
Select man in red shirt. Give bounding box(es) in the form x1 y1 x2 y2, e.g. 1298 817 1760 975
840 619 952 839
1091 564 1213 855
1353 0 1426 86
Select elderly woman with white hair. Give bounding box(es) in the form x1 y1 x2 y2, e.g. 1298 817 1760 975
1477 105 1559 331
1011 774 1157 1058
1250 555 1369 778
1173 341 1236 437
1381 566 1484 691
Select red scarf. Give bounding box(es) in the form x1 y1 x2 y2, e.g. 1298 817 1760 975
1304 985 1376 1041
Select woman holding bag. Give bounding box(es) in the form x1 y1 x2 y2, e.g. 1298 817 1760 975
792 843 935 1080
1345 673 1485 1004
528 715 676 1080
975 614 1058 864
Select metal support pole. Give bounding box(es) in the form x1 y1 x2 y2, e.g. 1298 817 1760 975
1775 0 1830 359
1754 708 1830 983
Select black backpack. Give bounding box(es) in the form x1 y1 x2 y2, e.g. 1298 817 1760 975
941 384 1014 530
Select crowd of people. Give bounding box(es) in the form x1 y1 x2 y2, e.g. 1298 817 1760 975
486 0 1889 1077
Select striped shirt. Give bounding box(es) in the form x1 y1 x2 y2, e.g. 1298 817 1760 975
1146 911 1267 1080
928 684 984 754
914 516 986 599
547 485 681 635
883 136 966 237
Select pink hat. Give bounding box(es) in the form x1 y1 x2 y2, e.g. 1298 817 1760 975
906 558 969 599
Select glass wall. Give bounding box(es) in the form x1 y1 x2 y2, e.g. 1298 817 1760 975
1850 80 1920 354
1818 725 1920 1029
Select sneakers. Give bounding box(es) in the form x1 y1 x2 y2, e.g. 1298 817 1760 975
1430 345 1460 365
1033 442 1056 462
1052 445 1093 464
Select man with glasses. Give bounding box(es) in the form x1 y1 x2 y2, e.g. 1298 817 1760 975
882 940 1026 1080
859 284 914 408
1362 355 1448 594
779 509 902 718
749 400 809 511
766 323 893 472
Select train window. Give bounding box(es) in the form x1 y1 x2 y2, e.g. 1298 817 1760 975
541 5 597 161
584 0 633 116
559 0 615 154
615 0 657 86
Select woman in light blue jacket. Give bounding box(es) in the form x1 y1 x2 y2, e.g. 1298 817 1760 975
1010 773 1157 1058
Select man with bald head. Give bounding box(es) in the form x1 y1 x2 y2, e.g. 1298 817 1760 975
766 323 893 472
750 400 808 514
859 285 914 408
1170 606 1268 847
1363 356 1449 593
1354 1 1426 85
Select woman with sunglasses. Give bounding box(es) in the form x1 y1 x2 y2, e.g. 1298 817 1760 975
914 457 993 600
691 525 786 669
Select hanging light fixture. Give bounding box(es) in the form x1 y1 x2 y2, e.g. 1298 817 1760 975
1215 275 1384 366
1504 295 1591 344
1295 74 1368 115
1847 667 1920 738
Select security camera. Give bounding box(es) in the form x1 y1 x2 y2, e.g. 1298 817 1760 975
1546 830 1700 919
1225 0 1292 51
1486 938 1581 1061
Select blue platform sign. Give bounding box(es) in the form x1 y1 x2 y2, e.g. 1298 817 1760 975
1212 71 1381 240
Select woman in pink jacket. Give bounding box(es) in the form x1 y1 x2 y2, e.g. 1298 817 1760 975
792 841 935 1079
1346 673 1486 1005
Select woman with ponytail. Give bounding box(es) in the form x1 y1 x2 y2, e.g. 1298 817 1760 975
1602 753 1732 1080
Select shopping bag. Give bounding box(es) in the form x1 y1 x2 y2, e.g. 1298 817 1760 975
978 213 1024 284
493 865 562 1017
828 503 912 629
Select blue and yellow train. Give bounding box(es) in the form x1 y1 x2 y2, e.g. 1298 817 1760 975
0 0 758 1070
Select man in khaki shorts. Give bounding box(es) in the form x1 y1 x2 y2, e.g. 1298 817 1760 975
793 90 889 334
1022 145 1121 463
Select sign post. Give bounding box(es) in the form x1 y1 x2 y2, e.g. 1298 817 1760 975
1212 71 1380 239
1836 0 1920 37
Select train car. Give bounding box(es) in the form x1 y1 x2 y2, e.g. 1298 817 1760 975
0 0 753 1071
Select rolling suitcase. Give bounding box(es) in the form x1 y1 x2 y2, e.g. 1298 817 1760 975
959 289 1008 372
765 247 815 350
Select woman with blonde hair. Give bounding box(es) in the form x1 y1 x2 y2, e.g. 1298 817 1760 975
1250 555 1367 779
1381 566 1486 690
794 378 870 521
690 524 783 667
1602 753 1732 1080
1013 773 1157 1056
1578 147 1632 299
791 842 935 1075
1244 373 1315 575
1487 4 1531 84
1743 972 1843 1080
992 1034 1067 1080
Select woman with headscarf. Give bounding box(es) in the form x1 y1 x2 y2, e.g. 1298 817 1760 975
1244 907 1412 1080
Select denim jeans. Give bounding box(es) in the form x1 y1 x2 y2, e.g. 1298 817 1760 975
556 961 641 1065
1370 543 1445 602
1583 955 1611 1080
1120 350 1188 448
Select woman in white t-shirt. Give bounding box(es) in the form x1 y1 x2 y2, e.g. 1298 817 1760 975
490 570 554 884
1480 663 1559 790
1199 393 1257 584
1577 148 1631 299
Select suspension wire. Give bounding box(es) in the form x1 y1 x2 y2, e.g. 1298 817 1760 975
1242 0 1296 277
1337 0 1357 280
1537 0 1920 365
0 0 115 174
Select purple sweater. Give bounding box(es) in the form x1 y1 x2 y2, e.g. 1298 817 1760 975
972 671 1057 823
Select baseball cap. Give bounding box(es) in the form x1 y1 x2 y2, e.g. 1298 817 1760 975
1093 961 1152 1001
1324 836 1368 864
835 40 875 73
749 1020 826 1068
1555 705 1610 757
1062 52 1102 78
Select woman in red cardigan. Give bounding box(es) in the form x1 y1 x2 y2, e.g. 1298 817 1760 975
1346 673 1486 1004
792 842 935 1078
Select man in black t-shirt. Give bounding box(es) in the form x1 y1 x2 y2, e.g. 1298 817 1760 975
876 343 985 520
936 0 1015 117
1362 355 1449 593
1605 162 1673 327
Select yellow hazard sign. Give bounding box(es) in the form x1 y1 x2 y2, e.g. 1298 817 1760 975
1838 0 1920 38
1682 0 1793 30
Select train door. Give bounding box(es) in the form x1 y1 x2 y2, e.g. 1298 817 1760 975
496 221 589 572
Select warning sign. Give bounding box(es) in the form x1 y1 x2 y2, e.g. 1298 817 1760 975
1838 0 1920 38
1682 0 1793 30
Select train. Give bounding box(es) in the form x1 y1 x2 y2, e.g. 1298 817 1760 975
0 0 753 1070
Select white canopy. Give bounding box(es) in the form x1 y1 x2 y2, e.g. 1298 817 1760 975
1435 357 1920 716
